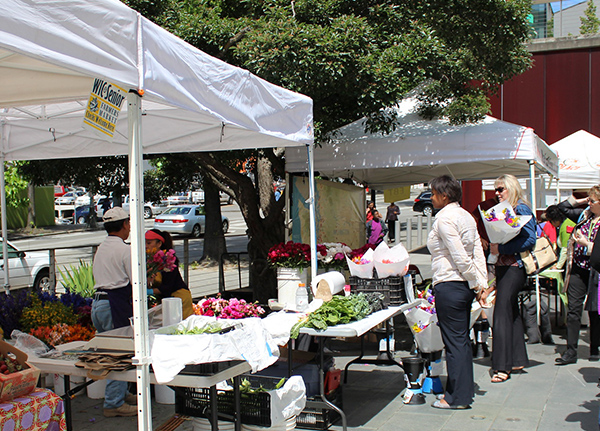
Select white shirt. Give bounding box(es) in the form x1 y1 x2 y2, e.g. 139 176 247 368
427 202 487 290
93 235 132 290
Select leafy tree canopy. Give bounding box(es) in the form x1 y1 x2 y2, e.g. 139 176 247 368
157 0 533 138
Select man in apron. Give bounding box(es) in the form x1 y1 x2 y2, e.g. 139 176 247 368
91 207 137 417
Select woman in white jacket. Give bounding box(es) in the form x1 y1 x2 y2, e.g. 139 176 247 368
427 175 487 409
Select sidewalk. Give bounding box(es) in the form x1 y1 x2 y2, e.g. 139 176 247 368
59 248 600 431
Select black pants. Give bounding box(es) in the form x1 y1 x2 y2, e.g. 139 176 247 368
492 266 529 372
387 220 396 241
434 281 475 406
566 266 600 356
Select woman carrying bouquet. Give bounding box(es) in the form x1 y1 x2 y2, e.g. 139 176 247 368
145 229 194 319
486 174 536 382
427 175 487 409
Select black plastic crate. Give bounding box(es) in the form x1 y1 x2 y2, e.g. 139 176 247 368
296 388 343 430
178 360 244 376
175 374 283 427
349 275 407 306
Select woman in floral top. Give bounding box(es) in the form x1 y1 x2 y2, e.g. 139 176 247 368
556 185 600 365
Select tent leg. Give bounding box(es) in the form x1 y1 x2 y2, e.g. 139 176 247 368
128 91 153 431
307 144 318 280
0 152 9 293
529 161 541 326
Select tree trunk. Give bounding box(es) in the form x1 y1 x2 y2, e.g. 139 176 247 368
191 151 285 304
201 177 227 263
27 184 35 227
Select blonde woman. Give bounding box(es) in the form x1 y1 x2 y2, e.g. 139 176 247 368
486 174 536 383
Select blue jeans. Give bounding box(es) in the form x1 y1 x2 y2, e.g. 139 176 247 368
92 299 128 409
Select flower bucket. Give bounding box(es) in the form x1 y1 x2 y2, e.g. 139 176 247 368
155 384 175 404
53 374 85 397
277 268 308 309
86 378 106 399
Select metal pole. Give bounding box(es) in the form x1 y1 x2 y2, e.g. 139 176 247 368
0 152 9 293
529 161 541 326
0 120 10 293
128 91 153 431
407 217 413 250
307 144 318 280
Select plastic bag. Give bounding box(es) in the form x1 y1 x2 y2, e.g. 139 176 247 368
11 329 51 357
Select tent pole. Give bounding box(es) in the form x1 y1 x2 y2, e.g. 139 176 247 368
128 91 153 431
0 149 10 293
529 161 541 326
307 144 318 280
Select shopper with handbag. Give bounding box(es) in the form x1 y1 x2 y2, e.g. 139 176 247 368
484 174 536 383
555 186 600 365
427 175 487 409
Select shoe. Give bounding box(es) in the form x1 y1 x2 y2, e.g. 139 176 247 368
125 393 137 405
589 355 599 362
555 354 577 365
431 399 471 410
104 403 137 418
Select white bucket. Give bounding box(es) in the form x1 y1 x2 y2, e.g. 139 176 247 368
192 418 235 430
277 268 308 308
154 384 175 404
242 416 296 431
53 374 86 397
86 378 107 399
310 271 345 297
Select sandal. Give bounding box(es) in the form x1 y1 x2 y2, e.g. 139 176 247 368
491 371 510 383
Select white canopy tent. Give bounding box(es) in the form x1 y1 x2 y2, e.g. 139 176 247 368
0 1 315 429
550 130 600 190
286 97 558 188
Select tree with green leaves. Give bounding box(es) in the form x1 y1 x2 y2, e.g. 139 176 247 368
581 0 600 35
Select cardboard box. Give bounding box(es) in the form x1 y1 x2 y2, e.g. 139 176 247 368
0 340 41 402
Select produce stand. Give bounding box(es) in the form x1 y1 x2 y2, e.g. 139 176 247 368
296 302 419 431
28 341 251 431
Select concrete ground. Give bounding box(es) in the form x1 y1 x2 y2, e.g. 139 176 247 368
58 249 600 431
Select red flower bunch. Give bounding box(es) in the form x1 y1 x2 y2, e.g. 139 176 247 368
268 241 312 268
147 248 177 278
193 295 265 319
349 243 376 260
30 323 96 347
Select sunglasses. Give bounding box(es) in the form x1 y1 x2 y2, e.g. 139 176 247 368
590 199 599 205
494 186 505 193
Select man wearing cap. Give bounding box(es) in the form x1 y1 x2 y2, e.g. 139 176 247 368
91 207 137 417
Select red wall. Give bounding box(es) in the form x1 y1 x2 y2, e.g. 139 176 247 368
489 45 600 145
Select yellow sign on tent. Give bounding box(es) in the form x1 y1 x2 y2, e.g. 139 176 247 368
384 187 411 203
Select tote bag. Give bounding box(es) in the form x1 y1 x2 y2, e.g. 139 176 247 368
520 235 558 275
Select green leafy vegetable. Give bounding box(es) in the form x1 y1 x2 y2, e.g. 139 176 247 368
290 294 372 338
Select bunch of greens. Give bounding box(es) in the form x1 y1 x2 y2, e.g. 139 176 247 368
290 294 371 338
173 322 231 335
239 377 286 394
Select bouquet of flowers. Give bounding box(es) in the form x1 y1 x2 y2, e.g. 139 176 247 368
346 244 376 278
193 295 265 319
317 242 352 270
29 323 95 347
479 200 532 245
404 299 443 353
147 248 177 278
268 241 311 269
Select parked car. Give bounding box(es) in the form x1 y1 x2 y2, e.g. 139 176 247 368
190 190 234 205
0 239 50 291
154 205 229 238
412 190 439 217
74 205 96 224
55 190 85 205
54 185 67 198
95 196 165 219
165 193 190 206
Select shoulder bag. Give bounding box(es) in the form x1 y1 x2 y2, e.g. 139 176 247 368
520 233 558 275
